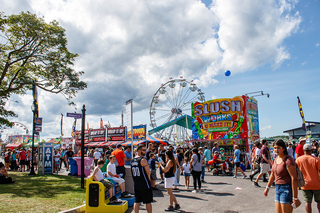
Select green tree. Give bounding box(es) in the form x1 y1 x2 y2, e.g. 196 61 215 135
0 12 87 126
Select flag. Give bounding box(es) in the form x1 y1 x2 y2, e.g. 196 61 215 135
87 122 89 130
100 118 103 128
297 96 306 131
61 113 64 136
71 119 76 137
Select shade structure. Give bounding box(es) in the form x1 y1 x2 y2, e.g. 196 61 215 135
122 135 168 146
107 141 124 147
85 142 101 148
5 143 22 149
96 142 109 148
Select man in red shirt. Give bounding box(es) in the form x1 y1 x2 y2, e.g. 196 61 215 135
296 144 320 213
19 148 27 172
296 137 306 158
111 144 129 179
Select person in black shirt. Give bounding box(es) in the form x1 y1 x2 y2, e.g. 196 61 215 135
145 143 153 161
158 144 166 184
131 144 152 213
66 148 74 171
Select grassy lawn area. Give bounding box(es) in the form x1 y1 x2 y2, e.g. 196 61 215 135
0 172 86 213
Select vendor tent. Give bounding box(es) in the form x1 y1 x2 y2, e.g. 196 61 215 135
5 143 21 149
122 135 168 146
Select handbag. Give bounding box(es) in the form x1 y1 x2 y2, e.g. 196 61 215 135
284 157 305 188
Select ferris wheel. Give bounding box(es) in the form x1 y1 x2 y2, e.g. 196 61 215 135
149 77 205 144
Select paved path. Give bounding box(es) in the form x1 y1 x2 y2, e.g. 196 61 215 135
1 157 317 213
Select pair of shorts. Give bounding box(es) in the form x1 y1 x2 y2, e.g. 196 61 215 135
100 179 114 189
302 190 320 203
260 163 271 174
275 183 292 204
20 160 25 165
111 176 125 185
165 177 175 188
134 188 153 204
151 170 157 180
234 162 240 167
184 173 190 177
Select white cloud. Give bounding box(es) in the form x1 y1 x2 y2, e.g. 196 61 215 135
262 125 272 130
316 43 320 48
301 61 307 66
0 0 301 138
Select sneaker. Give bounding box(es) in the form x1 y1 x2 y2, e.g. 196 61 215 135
249 175 253 182
152 187 159 190
176 183 181 186
243 175 247 179
165 205 175 211
192 190 197 193
121 192 131 198
263 179 268 182
124 191 132 196
201 180 206 183
253 182 261 187
174 204 181 210
232 176 237 179
159 181 164 184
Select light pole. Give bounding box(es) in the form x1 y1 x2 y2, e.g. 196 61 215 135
29 102 36 176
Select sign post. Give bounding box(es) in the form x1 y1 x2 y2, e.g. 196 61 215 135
81 105 86 189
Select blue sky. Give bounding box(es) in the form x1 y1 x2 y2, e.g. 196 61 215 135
1 0 319 140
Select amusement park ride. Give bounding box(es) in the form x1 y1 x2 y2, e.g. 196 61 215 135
148 77 205 145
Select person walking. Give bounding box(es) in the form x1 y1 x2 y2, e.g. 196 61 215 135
160 150 181 211
93 149 101 166
124 146 132 166
131 144 153 213
287 143 294 158
111 144 129 179
204 146 212 172
249 143 268 182
296 137 306 158
199 147 206 183
190 148 204 193
296 144 320 213
254 140 271 187
232 145 246 179
263 139 300 213
158 144 166 184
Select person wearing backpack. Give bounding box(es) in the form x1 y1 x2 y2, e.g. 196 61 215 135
111 144 129 179
263 139 300 213
296 144 320 213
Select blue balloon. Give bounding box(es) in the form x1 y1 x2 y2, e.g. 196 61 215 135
225 70 231 76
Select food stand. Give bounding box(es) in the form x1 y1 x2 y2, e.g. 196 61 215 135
190 95 260 163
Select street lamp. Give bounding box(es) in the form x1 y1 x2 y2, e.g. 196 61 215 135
29 102 36 176
245 91 270 98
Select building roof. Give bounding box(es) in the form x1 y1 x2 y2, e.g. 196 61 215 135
283 121 319 133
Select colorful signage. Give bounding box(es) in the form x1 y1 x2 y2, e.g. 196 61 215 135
75 130 89 144
247 97 260 142
90 128 106 142
43 143 53 175
126 125 147 140
192 96 248 140
38 146 43 174
107 127 126 141
35 117 42 132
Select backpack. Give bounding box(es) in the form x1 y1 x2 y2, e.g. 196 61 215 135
284 156 305 188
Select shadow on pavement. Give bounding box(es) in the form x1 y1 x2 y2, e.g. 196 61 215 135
205 191 234 196
205 182 231 185
174 194 208 201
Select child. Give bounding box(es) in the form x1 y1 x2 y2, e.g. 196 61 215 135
148 152 159 190
92 159 121 204
182 157 191 189
54 150 60 174
107 155 132 198
101 154 110 173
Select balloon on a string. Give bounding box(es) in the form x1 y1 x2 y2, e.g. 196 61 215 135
225 70 231 76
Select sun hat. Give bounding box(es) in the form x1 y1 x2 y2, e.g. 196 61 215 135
303 144 313 151
299 137 306 142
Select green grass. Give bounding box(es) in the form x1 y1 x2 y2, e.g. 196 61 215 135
0 172 86 213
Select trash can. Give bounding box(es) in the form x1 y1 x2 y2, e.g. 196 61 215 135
69 157 78 176
75 157 94 177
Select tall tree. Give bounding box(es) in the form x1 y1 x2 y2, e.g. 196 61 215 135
0 12 87 126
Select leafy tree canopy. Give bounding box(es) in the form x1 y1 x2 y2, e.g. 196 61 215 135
0 11 87 126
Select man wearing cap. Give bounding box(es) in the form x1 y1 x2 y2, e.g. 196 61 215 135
111 144 130 179
296 137 306 158
296 144 320 213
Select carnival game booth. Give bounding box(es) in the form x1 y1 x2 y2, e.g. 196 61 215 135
122 135 169 147
5 143 22 150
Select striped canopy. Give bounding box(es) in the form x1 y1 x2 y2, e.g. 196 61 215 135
122 135 168 146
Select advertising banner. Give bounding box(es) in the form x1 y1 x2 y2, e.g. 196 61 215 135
38 146 43 174
75 130 89 144
107 127 126 141
61 137 73 149
126 125 147 140
247 97 260 142
43 143 53 175
89 128 106 142
192 95 248 140
35 117 42 132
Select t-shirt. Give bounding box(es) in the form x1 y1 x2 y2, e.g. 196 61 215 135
183 163 190 173
101 159 110 173
212 155 221 163
148 158 156 170
204 149 212 162
260 147 269 164
124 150 132 166
66 151 74 158
287 148 293 157
93 151 101 160
295 144 304 157
234 149 241 163
145 149 151 161
272 156 296 185
159 149 166 163
19 150 26 160
296 155 320 190
111 149 126 167
54 153 61 161
107 163 117 178
191 154 203 172
212 147 220 154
